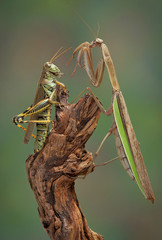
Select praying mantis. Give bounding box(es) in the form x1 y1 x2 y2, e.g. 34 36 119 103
69 38 155 203
13 48 70 152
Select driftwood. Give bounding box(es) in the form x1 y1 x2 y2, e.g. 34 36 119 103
26 88 104 240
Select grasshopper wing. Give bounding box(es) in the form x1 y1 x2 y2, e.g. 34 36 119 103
23 81 44 144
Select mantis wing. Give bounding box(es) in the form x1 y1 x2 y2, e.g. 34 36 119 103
113 92 155 203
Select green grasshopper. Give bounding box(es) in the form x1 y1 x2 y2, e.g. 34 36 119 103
69 38 155 203
13 48 70 152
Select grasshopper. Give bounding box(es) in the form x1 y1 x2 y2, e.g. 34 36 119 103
13 48 70 152
69 38 155 203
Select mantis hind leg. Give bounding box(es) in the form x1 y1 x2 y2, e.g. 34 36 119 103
94 121 116 158
71 88 119 176
85 124 118 177
71 87 109 115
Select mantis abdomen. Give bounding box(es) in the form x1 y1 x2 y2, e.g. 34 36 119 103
114 128 135 181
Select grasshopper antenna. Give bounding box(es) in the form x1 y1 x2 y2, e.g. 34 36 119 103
50 47 72 63
49 47 63 63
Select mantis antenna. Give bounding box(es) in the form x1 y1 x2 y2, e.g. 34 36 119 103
96 23 100 38
72 9 97 39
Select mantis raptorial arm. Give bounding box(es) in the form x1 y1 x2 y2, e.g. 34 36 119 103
69 38 120 91
68 40 105 87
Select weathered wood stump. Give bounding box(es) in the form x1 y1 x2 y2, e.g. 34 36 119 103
26 89 104 240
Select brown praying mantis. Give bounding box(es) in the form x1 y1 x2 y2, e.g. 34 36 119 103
68 38 155 203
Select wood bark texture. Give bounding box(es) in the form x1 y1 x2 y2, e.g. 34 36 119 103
26 89 104 240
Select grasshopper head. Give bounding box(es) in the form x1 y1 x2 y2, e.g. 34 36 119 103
44 62 63 77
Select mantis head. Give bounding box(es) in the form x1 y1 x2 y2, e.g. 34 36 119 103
90 38 103 48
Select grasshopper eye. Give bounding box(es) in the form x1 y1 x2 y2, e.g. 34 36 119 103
47 63 51 68
44 62 51 69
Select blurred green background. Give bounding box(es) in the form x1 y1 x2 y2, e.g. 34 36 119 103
1 0 161 239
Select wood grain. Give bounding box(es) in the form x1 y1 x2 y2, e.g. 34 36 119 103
26 88 103 240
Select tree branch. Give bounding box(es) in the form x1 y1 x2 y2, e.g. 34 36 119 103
26 89 103 240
